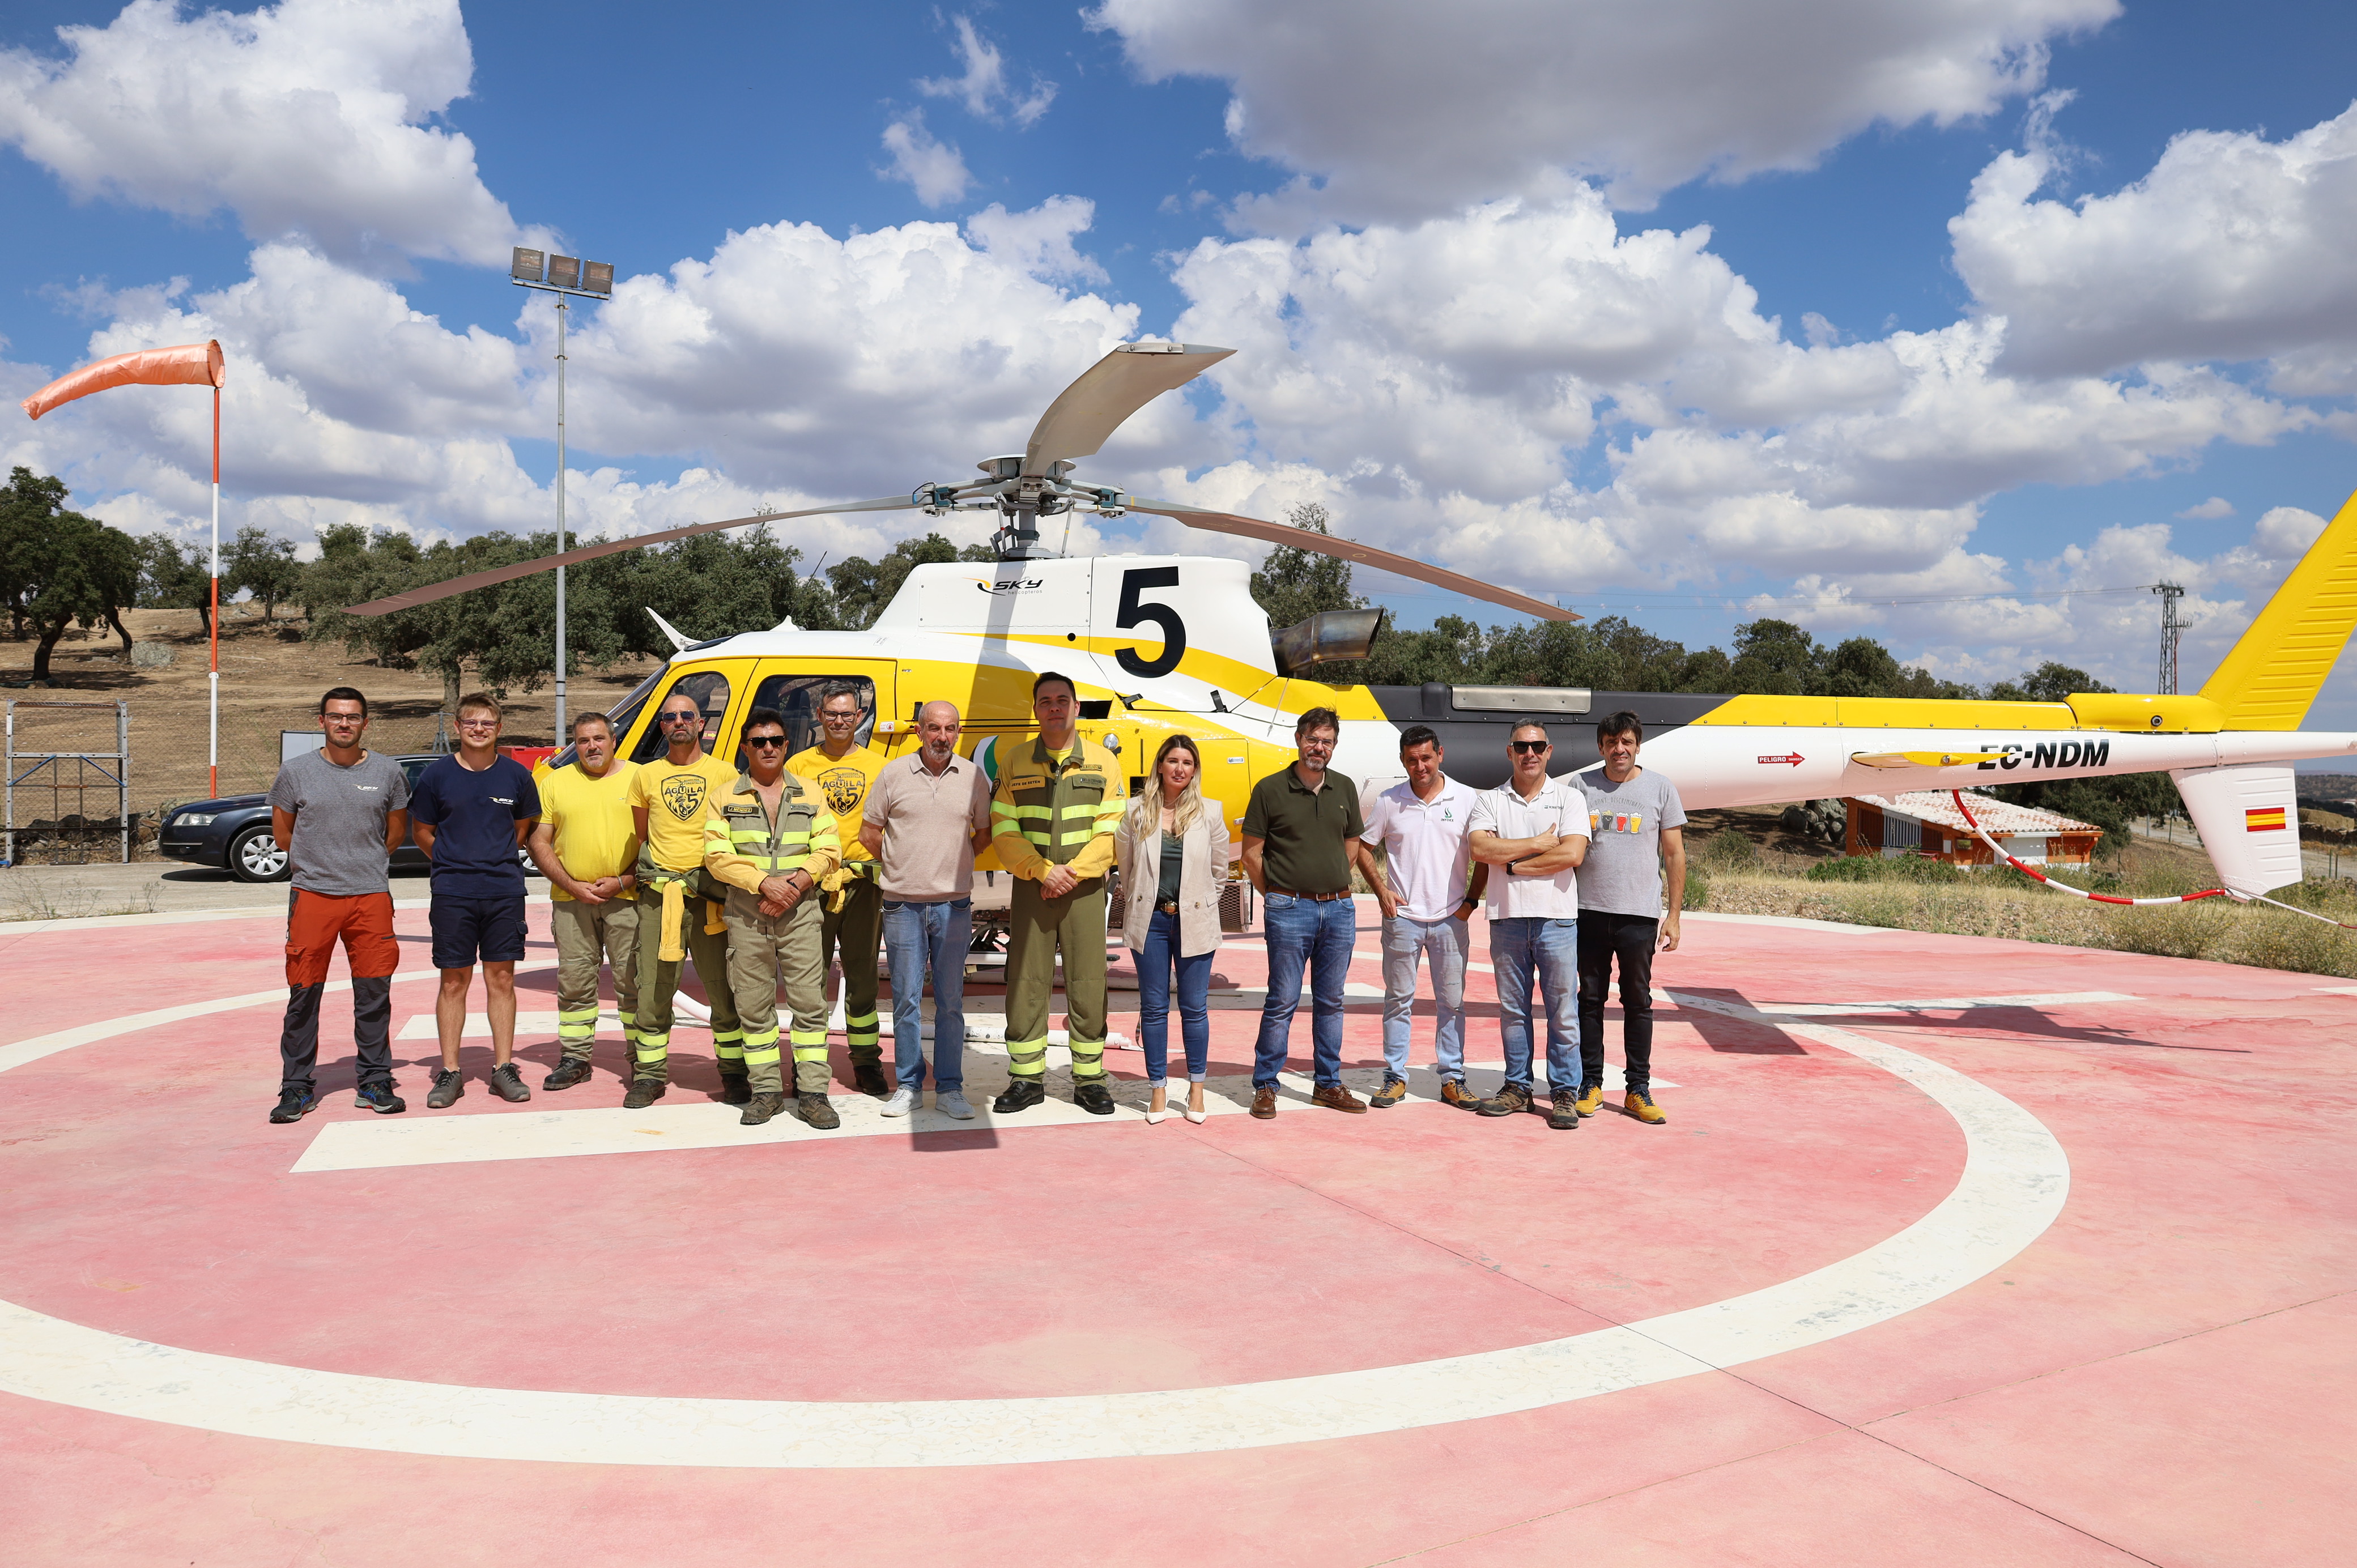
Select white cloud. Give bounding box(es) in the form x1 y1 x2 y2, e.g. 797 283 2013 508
2252 505 2328 561
879 111 972 207
919 15 1057 128
1088 0 2117 220
1953 101 2357 377
965 197 1109 283
0 0 531 269
2176 495 2234 519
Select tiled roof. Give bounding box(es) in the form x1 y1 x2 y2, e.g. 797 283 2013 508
1849 789 2098 835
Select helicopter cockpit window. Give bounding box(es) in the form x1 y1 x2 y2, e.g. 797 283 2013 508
743 675 877 768
631 670 732 763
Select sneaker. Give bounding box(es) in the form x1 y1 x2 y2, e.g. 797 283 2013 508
1439 1079 1480 1110
1547 1089 1582 1131
1250 1084 1278 1119
544 1059 593 1092
1623 1089 1667 1124
490 1063 531 1103
1474 1083 1531 1118
797 1092 840 1129
269 1086 317 1124
1574 1083 1606 1118
881 1086 919 1118
427 1068 464 1109
993 1079 1045 1114
1073 1080 1115 1115
717 1071 752 1106
854 1062 891 1098
938 1088 975 1120
1369 1074 1409 1108
1311 1083 1368 1114
622 1078 665 1110
741 1091 786 1126
354 1083 405 1115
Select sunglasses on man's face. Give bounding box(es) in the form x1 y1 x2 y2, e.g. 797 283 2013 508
660 711 701 725
1509 740 1548 754
745 734 786 749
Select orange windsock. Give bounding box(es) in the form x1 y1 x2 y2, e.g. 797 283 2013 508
21 339 225 420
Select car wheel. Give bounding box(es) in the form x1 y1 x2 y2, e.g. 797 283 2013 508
229 825 292 883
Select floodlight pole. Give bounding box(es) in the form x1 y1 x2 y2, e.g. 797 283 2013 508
510 246 610 744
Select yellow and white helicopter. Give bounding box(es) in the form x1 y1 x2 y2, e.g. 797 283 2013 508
353 342 2357 907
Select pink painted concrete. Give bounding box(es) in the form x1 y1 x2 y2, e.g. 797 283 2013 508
1 897 2351 1565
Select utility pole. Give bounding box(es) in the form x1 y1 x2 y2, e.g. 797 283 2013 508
2153 582 2186 695
510 247 614 741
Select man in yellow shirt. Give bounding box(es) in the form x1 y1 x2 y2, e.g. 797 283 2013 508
786 681 890 1097
526 711 640 1091
989 671 1125 1115
705 706 843 1127
622 689 745 1109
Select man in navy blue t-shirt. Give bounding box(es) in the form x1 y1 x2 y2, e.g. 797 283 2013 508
410 692 543 1108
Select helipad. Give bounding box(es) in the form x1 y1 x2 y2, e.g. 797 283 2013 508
0 896 2348 1565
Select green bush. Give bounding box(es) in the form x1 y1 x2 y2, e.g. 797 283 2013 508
1806 853 1964 884
1680 865 1712 910
1695 831 1761 872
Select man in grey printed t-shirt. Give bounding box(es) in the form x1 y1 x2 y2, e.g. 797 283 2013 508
1571 709 1686 1126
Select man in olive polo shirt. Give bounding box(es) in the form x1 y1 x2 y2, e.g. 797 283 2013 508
1239 706 1395 1118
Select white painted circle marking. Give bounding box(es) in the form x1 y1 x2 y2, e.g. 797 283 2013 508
0 982 2067 1467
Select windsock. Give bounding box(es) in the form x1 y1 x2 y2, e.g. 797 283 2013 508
22 339 224 420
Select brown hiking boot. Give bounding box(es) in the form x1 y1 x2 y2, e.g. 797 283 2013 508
622 1078 665 1110
1439 1080 1480 1110
797 1093 841 1130
717 1071 752 1106
1475 1083 1533 1118
1547 1089 1582 1131
741 1092 787 1127
1622 1089 1666 1124
1369 1074 1409 1108
1250 1084 1278 1119
1311 1083 1368 1114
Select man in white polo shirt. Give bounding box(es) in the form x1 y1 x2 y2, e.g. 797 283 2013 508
1361 726 1488 1110
1466 721 1589 1130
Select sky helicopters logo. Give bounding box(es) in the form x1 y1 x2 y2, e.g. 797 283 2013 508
973 576 1044 595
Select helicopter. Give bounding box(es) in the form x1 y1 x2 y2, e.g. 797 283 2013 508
351 342 2357 906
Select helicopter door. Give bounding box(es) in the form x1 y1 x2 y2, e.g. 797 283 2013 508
738 661 894 772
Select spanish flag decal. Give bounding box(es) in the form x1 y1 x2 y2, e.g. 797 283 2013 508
2245 806 2289 832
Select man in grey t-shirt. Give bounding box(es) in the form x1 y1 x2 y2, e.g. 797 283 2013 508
263 687 411 1124
1571 710 1687 1126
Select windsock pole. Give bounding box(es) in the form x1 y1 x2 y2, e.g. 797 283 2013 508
210 382 220 799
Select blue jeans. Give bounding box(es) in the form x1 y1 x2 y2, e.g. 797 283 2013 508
882 898 970 1091
1254 893 1356 1088
1490 916 1579 1092
1380 914 1469 1083
1137 908 1212 1083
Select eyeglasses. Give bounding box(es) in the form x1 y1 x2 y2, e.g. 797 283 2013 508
457 719 499 732
744 735 786 749
820 710 861 723
1509 740 1548 754
660 711 701 726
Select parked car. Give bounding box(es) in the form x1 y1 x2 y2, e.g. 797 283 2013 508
157 753 541 883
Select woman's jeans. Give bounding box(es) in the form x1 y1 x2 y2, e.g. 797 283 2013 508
1380 913 1469 1083
1489 915 1580 1092
1136 907 1212 1083
1253 893 1356 1088
882 897 970 1091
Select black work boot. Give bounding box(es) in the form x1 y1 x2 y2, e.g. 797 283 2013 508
717 1071 752 1106
490 1063 531 1103
543 1059 593 1091
427 1068 465 1109
853 1061 890 1098
1073 1080 1114 1115
622 1078 665 1110
797 1093 841 1129
993 1078 1045 1114
742 1091 786 1126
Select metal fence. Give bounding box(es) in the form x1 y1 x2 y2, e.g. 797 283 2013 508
4 700 130 865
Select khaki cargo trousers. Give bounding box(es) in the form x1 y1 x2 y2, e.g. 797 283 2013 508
1004 876 1109 1086
550 896 640 1064
821 874 883 1066
723 896 832 1096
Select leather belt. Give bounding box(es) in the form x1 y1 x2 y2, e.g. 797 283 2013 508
1155 898 1180 915
1268 887 1352 901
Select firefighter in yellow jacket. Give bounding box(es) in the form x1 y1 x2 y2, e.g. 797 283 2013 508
989 671 1126 1115
786 681 889 1096
704 705 843 1128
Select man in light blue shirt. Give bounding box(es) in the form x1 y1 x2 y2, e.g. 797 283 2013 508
1361 726 1487 1109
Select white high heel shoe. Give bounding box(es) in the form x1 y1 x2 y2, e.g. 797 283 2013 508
1183 1084 1208 1124
1145 1084 1169 1124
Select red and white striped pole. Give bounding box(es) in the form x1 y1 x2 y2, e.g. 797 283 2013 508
210 381 220 799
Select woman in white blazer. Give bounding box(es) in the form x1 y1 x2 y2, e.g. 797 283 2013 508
1115 734 1232 1123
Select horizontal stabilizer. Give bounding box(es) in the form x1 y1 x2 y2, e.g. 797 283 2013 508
1850 749 2010 770
2171 764 2303 896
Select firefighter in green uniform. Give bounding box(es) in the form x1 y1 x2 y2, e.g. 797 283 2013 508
703 706 844 1128
990 670 1126 1115
787 681 890 1097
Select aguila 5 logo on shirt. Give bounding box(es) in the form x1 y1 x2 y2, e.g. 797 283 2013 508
660 776 708 821
814 766 866 817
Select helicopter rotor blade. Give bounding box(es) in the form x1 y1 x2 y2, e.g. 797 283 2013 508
1021 342 1233 476
341 496 918 617
1126 498 1580 624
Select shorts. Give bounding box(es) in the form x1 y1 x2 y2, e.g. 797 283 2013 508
431 892 528 970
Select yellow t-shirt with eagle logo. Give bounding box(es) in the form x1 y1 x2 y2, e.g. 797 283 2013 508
626 753 741 871
787 743 885 866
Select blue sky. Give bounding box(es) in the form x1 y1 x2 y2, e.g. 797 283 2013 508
4 0 2357 727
